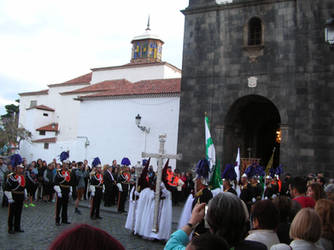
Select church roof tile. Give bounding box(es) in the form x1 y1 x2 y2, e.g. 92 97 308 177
19 89 49 96
77 78 180 99
48 73 92 87
36 123 58 132
32 137 57 143
60 79 133 95
26 105 55 112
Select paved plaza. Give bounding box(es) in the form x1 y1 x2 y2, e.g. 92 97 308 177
0 200 183 250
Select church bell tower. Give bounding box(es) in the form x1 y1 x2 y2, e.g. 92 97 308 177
130 18 164 64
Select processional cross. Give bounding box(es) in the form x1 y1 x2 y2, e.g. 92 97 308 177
141 134 182 233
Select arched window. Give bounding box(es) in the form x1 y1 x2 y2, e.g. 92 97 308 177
248 17 262 45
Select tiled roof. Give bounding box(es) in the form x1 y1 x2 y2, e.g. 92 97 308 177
91 61 181 73
27 105 55 112
61 79 133 95
48 73 92 87
32 137 57 143
78 78 180 99
19 89 48 96
36 123 58 132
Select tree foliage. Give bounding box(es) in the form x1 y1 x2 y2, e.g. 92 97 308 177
0 102 31 154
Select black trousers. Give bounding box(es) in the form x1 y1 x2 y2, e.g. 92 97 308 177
91 189 102 218
55 194 69 223
118 185 128 212
111 184 118 205
8 200 23 230
72 186 77 200
104 186 112 206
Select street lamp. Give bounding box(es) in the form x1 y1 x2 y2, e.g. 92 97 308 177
135 114 150 133
135 114 150 152
325 18 334 49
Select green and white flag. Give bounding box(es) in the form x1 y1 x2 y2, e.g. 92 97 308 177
205 115 216 171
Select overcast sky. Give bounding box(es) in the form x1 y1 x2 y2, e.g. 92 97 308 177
0 0 189 114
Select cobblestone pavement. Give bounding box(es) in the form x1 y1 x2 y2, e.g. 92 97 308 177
0 200 183 250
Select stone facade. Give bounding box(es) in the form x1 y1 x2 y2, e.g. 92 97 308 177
178 0 334 176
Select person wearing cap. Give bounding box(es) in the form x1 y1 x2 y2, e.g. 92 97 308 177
89 160 104 219
191 159 213 237
5 154 26 234
264 175 275 199
117 158 131 213
222 163 237 196
223 179 237 196
54 161 72 226
249 176 263 202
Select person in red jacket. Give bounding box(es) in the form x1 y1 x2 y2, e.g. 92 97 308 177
289 176 315 208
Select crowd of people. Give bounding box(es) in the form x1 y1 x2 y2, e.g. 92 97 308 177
1 154 334 250
168 160 334 250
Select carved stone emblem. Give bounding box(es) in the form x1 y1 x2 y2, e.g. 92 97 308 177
248 76 257 88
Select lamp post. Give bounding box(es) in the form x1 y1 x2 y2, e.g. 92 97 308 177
325 18 334 49
135 114 150 152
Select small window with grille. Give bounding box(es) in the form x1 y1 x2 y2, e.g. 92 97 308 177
248 17 262 46
30 100 37 107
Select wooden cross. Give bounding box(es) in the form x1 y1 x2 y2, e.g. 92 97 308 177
141 134 182 233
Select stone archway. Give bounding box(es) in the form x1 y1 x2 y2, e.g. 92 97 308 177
223 95 281 168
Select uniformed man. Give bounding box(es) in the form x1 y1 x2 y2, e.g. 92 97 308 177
5 154 26 234
90 159 104 219
222 163 237 196
103 164 115 207
191 159 213 237
117 157 131 213
54 160 72 226
264 175 279 199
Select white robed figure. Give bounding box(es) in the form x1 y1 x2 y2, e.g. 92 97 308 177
127 158 153 235
125 160 145 231
178 193 194 229
134 187 155 236
125 186 136 230
142 159 173 240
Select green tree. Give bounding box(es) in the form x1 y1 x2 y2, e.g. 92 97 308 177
0 101 31 154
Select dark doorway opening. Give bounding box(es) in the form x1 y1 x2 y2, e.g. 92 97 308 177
223 95 281 168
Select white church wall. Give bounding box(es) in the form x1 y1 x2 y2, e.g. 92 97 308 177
19 94 50 129
91 64 180 84
19 140 58 163
54 95 81 142
76 95 180 169
23 109 55 141
163 65 182 79
20 138 85 163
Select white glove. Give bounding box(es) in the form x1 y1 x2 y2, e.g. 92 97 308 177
264 196 268 200
8 198 14 204
252 198 256 203
57 192 62 198
117 183 123 192
90 185 96 196
272 194 277 199
69 192 72 198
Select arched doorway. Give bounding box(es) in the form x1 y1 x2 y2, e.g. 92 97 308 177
223 95 281 169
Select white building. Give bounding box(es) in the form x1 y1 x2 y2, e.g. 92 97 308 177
18 25 181 168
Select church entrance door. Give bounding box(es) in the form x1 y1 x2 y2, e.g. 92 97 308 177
223 95 281 171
